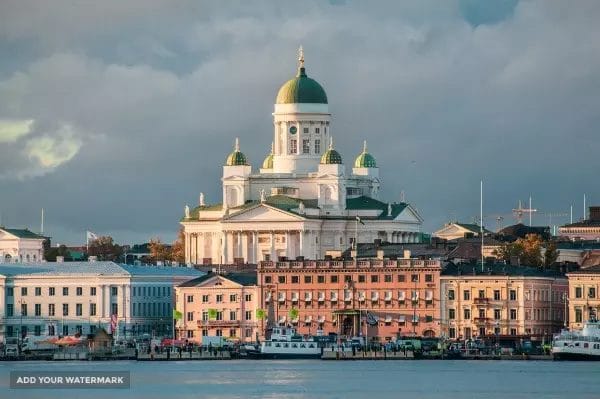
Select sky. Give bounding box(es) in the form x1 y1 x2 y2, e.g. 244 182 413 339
0 0 599 246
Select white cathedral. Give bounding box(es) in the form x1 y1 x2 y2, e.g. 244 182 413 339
181 49 423 265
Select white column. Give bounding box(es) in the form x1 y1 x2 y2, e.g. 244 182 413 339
185 233 190 264
285 231 291 259
197 233 204 264
270 231 275 261
241 232 249 263
253 232 259 263
211 232 219 264
221 231 228 264
227 232 235 263
299 230 304 258
237 232 242 259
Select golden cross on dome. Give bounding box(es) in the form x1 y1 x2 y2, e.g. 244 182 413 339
298 46 305 68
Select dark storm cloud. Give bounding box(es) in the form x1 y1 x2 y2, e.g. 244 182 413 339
0 0 599 244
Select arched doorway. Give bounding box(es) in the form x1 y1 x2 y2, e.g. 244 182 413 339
423 329 435 338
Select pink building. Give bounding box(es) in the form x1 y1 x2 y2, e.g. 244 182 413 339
175 272 259 343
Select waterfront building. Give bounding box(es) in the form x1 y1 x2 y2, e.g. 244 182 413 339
433 222 490 241
175 272 259 343
257 258 442 342
566 266 600 330
0 228 46 263
559 206 600 241
0 262 202 342
440 264 567 341
180 48 423 265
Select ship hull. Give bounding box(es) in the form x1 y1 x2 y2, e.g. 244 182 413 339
246 350 322 359
553 351 600 361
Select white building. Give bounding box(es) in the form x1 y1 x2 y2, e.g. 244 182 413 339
181 48 423 265
0 262 203 341
0 228 46 263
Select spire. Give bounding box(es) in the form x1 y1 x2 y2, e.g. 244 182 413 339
234 137 240 152
329 136 334 150
363 140 368 153
298 45 304 68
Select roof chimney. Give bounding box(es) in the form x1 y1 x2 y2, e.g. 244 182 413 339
56 256 64 263
403 250 411 259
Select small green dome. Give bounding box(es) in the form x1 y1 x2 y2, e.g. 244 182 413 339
225 138 248 166
354 141 377 168
262 143 274 169
320 142 343 165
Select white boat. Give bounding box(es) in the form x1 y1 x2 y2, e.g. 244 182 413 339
552 320 600 360
247 327 323 359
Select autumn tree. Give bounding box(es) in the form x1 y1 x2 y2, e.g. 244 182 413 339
149 238 171 264
171 227 185 265
45 244 71 262
494 234 559 268
87 236 123 261
544 240 560 267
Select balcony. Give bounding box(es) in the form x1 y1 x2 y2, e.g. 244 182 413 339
197 320 241 327
474 317 491 324
474 298 490 305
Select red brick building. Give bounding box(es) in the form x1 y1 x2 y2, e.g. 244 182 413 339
257 259 442 342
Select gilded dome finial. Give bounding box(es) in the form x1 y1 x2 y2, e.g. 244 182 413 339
298 46 304 68
234 137 240 152
363 140 368 153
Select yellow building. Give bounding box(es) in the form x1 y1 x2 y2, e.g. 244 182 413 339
566 266 600 330
440 264 567 341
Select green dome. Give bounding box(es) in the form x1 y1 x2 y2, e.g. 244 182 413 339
262 143 274 169
276 67 328 104
320 148 343 165
354 141 377 168
225 138 248 166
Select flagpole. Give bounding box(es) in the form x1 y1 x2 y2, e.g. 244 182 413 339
354 217 358 258
480 180 484 272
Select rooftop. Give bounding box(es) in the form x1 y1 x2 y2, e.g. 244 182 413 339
442 263 565 278
0 227 47 240
178 271 257 287
0 262 203 278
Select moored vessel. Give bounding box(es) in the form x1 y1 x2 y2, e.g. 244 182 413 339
552 320 600 360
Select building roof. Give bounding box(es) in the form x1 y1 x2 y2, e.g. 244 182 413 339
320 148 343 165
442 263 565 278
1 228 47 240
568 265 600 274
178 271 257 287
561 220 600 228
0 262 203 278
341 242 449 259
346 196 408 219
454 223 485 233
445 237 502 260
498 223 551 240
225 138 248 166
276 65 328 104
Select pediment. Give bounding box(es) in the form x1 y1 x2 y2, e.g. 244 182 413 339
225 204 304 222
195 275 243 289
394 205 423 224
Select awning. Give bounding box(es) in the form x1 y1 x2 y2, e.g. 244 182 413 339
318 292 325 301
265 292 272 302
411 292 419 301
384 315 392 323
425 290 433 301
278 293 286 302
291 318 299 324
305 292 313 301
278 316 286 324
317 316 326 323
398 291 406 301
304 315 312 323
291 292 299 301
330 292 338 301
358 292 366 301
344 290 352 301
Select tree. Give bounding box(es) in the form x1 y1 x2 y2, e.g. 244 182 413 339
149 238 171 264
520 234 543 266
171 227 185 265
87 236 122 261
44 244 71 262
544 241 560 267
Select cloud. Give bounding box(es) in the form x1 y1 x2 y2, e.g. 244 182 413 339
0 118 33 143
24 124 82 169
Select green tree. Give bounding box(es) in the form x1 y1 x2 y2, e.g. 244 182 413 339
87 236 122 261
544 241 560 267
44 244 71 262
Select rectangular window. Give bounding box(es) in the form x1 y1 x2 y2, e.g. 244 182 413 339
63 287 69 296
111 287 118 296
202 295 209 303
229 311 237 321
90 287 96 296
344 275 352 283
111 303 118 315
63 304 69 316
76 303 83 316
76 287 83 296
330 275 338 284
478 290 485 299
230 329 237 337
291 276 299 284
371 275 379 283
411 274 419 282
478 308 485 318
315 127 320 134
303 127 309 134
48 304 55 316
358 275 366 283
244 294 252 302
202 329 208 337
216 311 223 321
463 309 471 319
384 274 392 283
290 139 297 154
264 276 272 284
7 287 13 296
21 303 28 316
216 329 223 337
463 290 470 300
216 295 223 303
575 308 583 323
304 276 312 284
494 309 501 320
509 290 517 301
35 304 41 316
494 290 501 300
302 139 310 154
7 304 13 317
21 287 28 296
245 310 252 321
425 274 433 282
230 294 237 302
397 275 406 282
278 276 286 284
449 327 456 339
187 295 194 303
318 275 325 284
202 311 209 321
34 325 41 336
187 312 194 322
35 287 41 296
90 303 96 316
448 289 455 300
449 309 455 320
49 287 55 296
589 287 596 299
314 139 321 153
187 330 194 338
510 309 517 320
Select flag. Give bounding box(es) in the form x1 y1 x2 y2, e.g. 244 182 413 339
208 309 218 320
110 314 118 333
356 216 365 225
173 308 183 320
86 231 98 242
